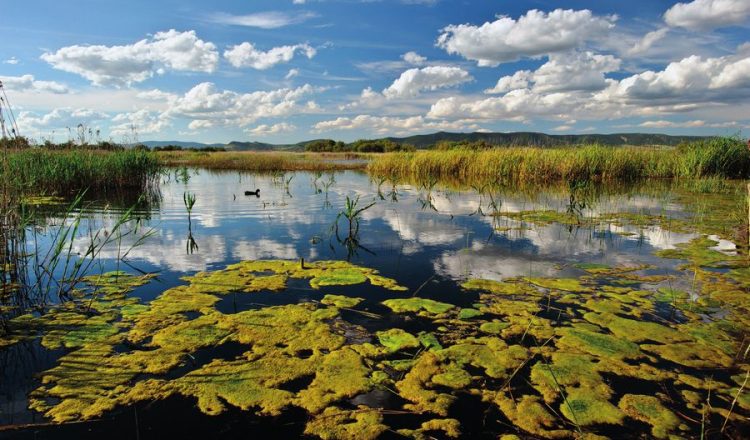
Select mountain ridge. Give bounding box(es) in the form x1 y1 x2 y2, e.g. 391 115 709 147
142 132 711 151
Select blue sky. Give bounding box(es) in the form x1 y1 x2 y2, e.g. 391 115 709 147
1 0 749 143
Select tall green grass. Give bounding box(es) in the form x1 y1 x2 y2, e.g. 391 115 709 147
367 137 750 184
2 149 160 194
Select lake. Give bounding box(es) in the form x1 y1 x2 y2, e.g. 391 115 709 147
1 169 748 439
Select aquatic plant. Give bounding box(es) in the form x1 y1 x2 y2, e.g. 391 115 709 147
367 137 750 185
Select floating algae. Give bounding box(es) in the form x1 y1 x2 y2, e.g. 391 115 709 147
382 297 454 316
376 328 420 352
618 394 681 439
9 253 750 438
304 406 387 440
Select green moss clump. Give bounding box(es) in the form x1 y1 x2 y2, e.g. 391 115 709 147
458 308 482 320
530 353 612 404
438 337 527 379
655 236 740 268
525 277 590 292
560 388 624 426
310 268 368 289
320 294 363 308
641 342 734 368
493 393 571 438
377 328 420 352
396 352 456 416
382 297 454 316
296 347 372 413
304 406 387 440
479 320 510 334
556 327 641 359
618 394 680 439
583 312 689 345
461 278 534 296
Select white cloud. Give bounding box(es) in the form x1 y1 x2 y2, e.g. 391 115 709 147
3 57 19 65
601 49 750 104
383 66 472 98
224 42 316 70
487 51 621 94
110 109 171 137
166 82 319 130
210 11 317 29
664 0 750 30
638 119 737 128
17 108 108 138
0 74 69 94
626 28 670 56
402 51 427 65
246 122 296 136
285 68 300 79
41 30 219 86
136 88 178 102
313 114 482 135
437 9 616 66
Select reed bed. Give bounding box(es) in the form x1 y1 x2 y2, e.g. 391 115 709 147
2 149 160 194
157 150 369 172
367 138 750 184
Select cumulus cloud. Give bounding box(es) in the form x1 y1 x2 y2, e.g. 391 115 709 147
246 122 296 136
432 45 750 124
401 51 427 65
313 114 481 135
17 108 108 137
437 9 616 66
0 74 69 94
110 109 171 137
638 119 737 128
382 66 472 98
599 49 750 104
664 0 750 30
486 51 621 94
166 82 319 130
40 30 219 87
224 42 316 69
3 57 19 65
210 11 317 29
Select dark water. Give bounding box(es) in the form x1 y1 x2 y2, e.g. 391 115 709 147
0 170 747 439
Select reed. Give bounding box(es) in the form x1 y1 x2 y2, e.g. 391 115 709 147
157 151 369 172
367 138 750 185
2 148 160 194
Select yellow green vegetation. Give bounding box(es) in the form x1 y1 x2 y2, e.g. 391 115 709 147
304 406 387 440
157 150 367 172
382 297 454 315
560 388 624 426
8 252 750 438
618 394 681 439
377 328 420 352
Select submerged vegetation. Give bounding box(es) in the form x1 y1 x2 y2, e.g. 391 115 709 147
1 243 748 438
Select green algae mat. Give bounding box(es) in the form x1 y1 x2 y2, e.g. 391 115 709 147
1 250 748 439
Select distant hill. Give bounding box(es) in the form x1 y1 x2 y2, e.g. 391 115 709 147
383 132 710 148
144 132 711 151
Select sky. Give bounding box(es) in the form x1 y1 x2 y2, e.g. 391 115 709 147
1 0 749 144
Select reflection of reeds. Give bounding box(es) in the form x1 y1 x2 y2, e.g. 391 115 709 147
0 192 156 320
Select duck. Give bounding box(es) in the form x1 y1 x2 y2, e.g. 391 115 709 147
244 189 261 197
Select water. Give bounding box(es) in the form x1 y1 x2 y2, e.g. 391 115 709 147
1 170 748 439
